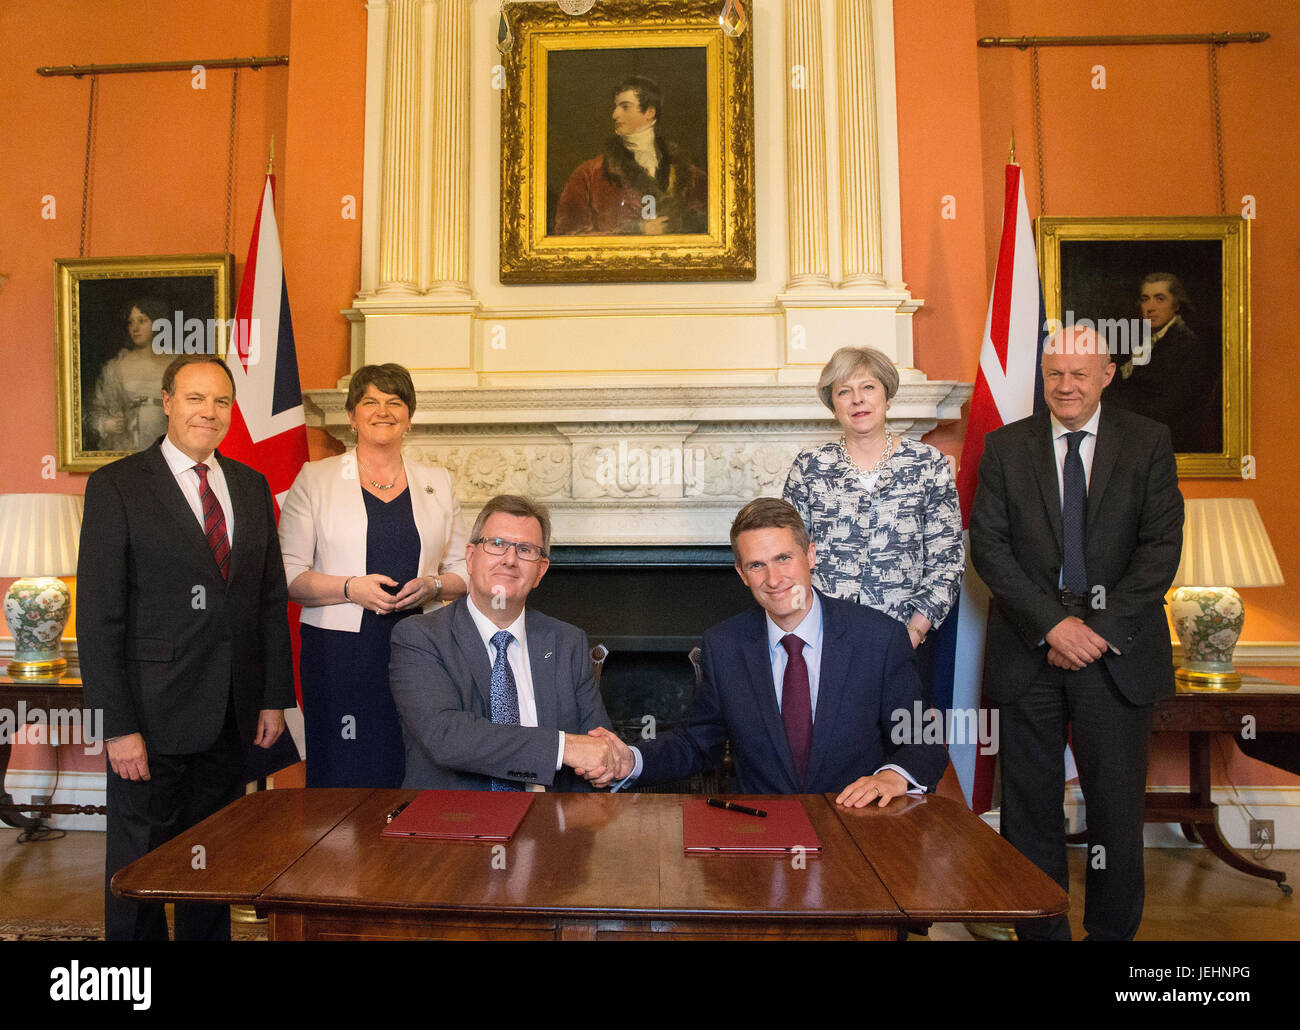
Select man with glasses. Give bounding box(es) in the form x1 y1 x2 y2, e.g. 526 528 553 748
389 494 621 790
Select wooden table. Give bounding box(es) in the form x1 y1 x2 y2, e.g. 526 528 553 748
113 789 1067 940
0 673 105 828
1148 677 1298 894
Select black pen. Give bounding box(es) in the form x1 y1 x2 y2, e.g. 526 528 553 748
385 801 411 824
707 798 767 818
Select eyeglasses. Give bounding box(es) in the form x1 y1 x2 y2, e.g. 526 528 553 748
472 537 546 562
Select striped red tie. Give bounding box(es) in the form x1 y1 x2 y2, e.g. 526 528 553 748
193 463 230 580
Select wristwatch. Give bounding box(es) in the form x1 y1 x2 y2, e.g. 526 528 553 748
432 576 443 599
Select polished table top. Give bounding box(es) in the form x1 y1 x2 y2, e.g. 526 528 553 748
114 788 1067 927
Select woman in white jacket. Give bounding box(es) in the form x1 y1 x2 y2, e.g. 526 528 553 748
279 364 467 787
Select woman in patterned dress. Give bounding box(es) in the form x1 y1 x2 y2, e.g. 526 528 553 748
783 346 963 702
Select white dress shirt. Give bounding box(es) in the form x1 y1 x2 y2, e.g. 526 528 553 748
160 435 234 544
464 596 565 786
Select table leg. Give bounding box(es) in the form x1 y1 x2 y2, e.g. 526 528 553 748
0 736 40 830
1187 731 1290 894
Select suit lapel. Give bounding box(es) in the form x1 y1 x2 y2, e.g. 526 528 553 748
805 594 846 789
451 600 497 715
525 612 557 731
1086 407 1120 532
740 608 799 790
142 443 212 559
1026 412 1064 554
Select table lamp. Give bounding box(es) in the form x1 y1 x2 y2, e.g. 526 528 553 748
0 494 83 678
1168 498 1283 692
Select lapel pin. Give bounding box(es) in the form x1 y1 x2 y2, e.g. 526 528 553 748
544 651 553 659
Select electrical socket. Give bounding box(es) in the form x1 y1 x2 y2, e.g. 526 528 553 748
1249 819 1274 845
31 793 53 810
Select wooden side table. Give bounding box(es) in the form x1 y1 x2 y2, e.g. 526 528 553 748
1149 676 1297 895
0 673 105 828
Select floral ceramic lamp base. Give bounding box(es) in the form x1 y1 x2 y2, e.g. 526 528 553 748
1170 586 1244 692
4 577 71 678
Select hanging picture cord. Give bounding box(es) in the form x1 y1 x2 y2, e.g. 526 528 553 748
1208 43 1226 216
1030 46 1045 216
225 68 241 252
79 75 98 257
985 31 1267 219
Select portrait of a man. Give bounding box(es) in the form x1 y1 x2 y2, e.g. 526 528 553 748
1105 272 1222 453
546 50 710 237
1054 237 1225 456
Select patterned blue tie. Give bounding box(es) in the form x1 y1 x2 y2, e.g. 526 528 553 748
1062 430 1088 595
489 630 523 792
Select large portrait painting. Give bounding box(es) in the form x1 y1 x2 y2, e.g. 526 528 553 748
1037 217 1250 479
500 0 755 283
55 254 233 472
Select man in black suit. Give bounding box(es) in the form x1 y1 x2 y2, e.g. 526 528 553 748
78 355 294 941
590 498 948 802
970 325 1184 940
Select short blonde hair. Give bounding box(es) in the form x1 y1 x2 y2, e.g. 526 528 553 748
816 346 899 411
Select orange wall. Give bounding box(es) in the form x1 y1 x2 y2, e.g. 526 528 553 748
0 0 361 776
896 0 1300 787
2 2 1295 788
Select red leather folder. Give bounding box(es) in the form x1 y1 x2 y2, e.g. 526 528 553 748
380 790 535 841
682 799 822 854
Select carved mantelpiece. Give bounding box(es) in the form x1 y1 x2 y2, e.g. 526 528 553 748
305 380 971 545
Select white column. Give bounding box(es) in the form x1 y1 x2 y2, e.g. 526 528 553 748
836 0 884 286
377 0 421 294
427 0 471 294
785 0 831 288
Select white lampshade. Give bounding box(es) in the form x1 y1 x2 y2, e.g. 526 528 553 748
1170 498 1283 589
0 494 84 577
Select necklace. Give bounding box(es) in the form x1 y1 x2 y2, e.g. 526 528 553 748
359 459 401 490
840 430 894 478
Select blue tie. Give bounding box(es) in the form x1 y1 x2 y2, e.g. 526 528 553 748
489 630 523 792
1062 430 1088 596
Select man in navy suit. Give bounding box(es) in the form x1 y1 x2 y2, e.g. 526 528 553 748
78 355 294 941
594 498 948 802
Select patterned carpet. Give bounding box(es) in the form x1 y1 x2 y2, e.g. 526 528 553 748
0 918 268 941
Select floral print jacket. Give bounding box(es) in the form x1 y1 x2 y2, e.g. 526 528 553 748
782 439 964 630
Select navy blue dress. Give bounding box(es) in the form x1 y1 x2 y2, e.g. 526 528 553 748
300 487 421 788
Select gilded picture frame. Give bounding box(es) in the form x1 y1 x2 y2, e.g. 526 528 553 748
1037 216 1250 479
499 0 755 283
54 253 233 472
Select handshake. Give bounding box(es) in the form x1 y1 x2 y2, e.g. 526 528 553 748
562 727 636 789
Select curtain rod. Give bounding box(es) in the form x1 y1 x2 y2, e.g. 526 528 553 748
978 32 1269 49
37 55 288 77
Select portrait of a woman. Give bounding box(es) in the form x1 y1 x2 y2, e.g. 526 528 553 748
85 297 173 451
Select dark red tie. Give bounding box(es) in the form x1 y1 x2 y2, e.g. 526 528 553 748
193 463 230 580
780 633 812 787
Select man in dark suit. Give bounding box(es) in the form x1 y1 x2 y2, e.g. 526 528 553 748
78 355 294 941
389 494 619 791
970 324 1184 941
591 498 948 802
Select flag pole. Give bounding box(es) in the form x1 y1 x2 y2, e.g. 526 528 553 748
1008 129 1016 166
267 135 275 175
